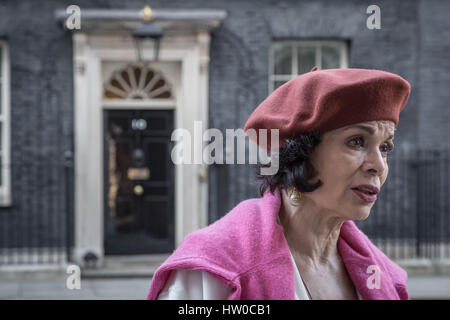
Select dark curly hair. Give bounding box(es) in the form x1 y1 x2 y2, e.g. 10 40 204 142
257 133 323 197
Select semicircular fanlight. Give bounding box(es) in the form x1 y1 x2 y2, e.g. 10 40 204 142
104 65 172 99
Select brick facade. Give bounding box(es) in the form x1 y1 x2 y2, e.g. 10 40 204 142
0 0 448 252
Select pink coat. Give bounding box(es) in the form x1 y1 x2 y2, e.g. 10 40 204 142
147 187 409 300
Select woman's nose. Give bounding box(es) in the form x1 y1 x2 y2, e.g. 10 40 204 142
363 148 386 176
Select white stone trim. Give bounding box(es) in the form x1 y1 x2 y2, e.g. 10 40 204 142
54 8 227 30
73 28 212 267
101 99 176 109
0 40 12 207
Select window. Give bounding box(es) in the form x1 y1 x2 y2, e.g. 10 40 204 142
103 64 173 100
0 41 11 206
269 40 348 92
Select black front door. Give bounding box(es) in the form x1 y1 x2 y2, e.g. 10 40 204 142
104 110 175 255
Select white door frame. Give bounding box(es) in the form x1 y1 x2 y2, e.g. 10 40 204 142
72 29 213 267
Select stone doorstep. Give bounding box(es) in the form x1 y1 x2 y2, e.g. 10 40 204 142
0 254 170 280
80 254 169 278
81 267 157 278
0 264 69 282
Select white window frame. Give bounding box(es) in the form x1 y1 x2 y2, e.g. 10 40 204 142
0 40 11 207
269 40 349 92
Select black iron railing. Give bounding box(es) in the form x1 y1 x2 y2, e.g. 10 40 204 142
0 157 74 266
0 149 449 265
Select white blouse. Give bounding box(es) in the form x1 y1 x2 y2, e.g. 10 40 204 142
157 250 362 300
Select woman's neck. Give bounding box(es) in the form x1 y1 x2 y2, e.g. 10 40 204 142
278 188 345 269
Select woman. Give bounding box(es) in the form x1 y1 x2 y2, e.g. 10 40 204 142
147 67 411 300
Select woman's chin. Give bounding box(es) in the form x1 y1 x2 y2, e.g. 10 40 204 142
340 204 372 221
352 208 372 221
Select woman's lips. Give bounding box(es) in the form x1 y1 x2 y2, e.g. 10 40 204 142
351 188 377 203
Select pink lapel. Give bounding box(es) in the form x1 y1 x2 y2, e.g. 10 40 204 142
337 220 406 299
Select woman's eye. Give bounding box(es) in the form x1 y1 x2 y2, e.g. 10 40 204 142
380 143 394 154
347 136 364 148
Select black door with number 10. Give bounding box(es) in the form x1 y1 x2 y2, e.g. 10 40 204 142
103 110 175 255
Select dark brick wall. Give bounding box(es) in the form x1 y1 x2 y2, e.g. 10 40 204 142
416 0 450 148
0 0 74 249
0 0 448 249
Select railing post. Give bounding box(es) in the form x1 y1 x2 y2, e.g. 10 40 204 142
415 150 422 258
64 150 74 263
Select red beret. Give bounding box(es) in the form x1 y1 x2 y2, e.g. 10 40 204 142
244 68 411 152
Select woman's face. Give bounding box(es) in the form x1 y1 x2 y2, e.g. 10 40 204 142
307 120 395 220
